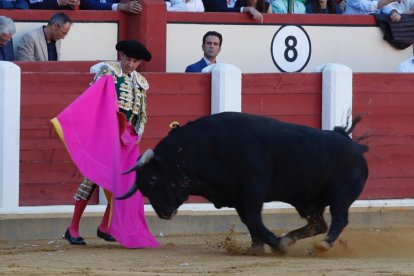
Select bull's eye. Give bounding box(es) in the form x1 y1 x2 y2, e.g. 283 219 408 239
148 175 158 187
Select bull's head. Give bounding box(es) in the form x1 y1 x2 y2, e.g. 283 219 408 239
117 149 188 220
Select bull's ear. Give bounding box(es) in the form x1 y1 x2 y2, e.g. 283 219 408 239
123 149 154 174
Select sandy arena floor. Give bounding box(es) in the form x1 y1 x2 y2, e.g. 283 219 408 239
1 228 414 275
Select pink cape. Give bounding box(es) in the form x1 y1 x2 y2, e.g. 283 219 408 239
51 75 159 248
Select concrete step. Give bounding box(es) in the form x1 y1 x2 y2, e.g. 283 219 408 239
1 201 414 241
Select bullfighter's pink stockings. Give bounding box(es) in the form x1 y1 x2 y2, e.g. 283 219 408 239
68 199 88 238
98 189 112 233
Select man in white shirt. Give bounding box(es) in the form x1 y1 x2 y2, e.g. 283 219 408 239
166 0 205 11
344 0 401 15
397 47 414 72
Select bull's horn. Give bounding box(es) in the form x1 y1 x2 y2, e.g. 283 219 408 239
139 149 155 164
116 183 139 200
123 149 154 174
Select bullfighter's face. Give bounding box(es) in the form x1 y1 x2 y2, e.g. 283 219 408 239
137 161 186 220
120 53 141 75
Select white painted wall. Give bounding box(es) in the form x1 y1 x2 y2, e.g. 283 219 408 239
167 23 412 73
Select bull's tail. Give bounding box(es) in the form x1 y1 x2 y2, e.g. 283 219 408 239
334 115 370 153
333 116 361 137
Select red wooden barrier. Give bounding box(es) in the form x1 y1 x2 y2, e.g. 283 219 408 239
19 69 211 205
18 64 414 205
353 74 414 199
242 73 322 128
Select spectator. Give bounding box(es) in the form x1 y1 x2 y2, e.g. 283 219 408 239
305 0 342 13
185 0 205 11
202 0 264 23
344 0 400 14
397 45 414 72
27 0 79 9
0 0 28 9
166 0 205 12
185 30 222 72
60 40 159 248
270 0 306 13
242 0 271 12
381 0 414 22
16 12 72 61
165 0 188 11
0 16 16 61
80 0 142 13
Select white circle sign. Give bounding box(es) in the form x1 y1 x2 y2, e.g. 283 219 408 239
271 25 311 73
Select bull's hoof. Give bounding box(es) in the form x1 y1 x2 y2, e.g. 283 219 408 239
246 245 265 256
272 236 294 254
314 240 332 252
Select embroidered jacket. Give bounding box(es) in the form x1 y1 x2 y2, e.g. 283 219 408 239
90 61 149 137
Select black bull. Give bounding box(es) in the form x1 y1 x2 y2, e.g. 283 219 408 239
119 112 369 253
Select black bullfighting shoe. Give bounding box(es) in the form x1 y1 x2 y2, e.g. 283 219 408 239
63 228 86 245
97 228 116 242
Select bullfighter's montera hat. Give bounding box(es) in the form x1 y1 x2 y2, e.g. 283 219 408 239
116 40 152 62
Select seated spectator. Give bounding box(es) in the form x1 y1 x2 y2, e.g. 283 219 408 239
166 0 188 11
0 16 16 61
202 0 264 23
186 30 222 72
381 0 414 22
344 0 400 14
336 0 346 13
80 0 142 13
165 0 205 12
397 44 414 72
16 12 72 61
242 0 271 12
27 0 79 9
185 0 205 11
0 0 28 9
306 0 342 13
270 0 306 13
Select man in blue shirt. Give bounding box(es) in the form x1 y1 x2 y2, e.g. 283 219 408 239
185 31 222 73
344 0 400 14
0 16 16 62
